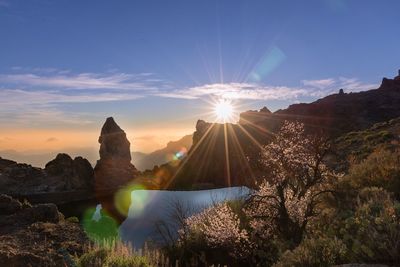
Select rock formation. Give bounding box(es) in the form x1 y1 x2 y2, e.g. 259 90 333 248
394 69 400 81
45 153 94 190
0 154 94 202
94 117 139 190
0 194 88 266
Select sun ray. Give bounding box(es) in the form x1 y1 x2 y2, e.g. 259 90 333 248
227 123 256 185
162 122 216 189
223 123 231 187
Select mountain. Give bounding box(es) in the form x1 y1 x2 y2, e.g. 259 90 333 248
239 73 400 136
132 134 192 171
168 71 400 189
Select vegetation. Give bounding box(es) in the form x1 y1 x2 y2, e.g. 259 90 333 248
155 120 400 267
333 117 400 170
77 240 167 267
76 120 400 266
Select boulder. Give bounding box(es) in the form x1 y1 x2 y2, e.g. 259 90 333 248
0 194 22 215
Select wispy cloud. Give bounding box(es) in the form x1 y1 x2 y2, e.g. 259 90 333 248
155 77 378 101
0 70 166 126
155 83 309 100
0 89 143 109
0 88 143 126
302 78 336 89
0 72 161 91
338 77 378 92
0 67 379 127
302 77 378 94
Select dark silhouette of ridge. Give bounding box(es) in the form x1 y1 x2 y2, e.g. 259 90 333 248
168 71 400 189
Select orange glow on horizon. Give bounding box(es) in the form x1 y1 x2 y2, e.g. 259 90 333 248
0 127 193 154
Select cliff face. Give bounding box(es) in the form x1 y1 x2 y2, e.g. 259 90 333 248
94 117 139 190
170 75 400 189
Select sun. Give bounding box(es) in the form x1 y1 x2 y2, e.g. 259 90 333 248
214 99 234 122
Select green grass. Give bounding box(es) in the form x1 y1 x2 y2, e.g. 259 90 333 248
76 240 169 267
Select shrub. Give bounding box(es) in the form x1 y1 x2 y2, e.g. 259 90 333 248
342 148 400 200
103 256 149 267
274 236 347 267
77 241 152 267
78 248 108 267
342 187 400 265
66 216 80 223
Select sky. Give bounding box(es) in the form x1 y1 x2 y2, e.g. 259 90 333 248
0 0 399 157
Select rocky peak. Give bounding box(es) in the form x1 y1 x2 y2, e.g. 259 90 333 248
379 71 400 90
45 153 73 174
260 106 272 113
100 117 124 136
94 117 139 190
193 120 212 146
239 106 272 125
98 117 131 161
395 69 400 81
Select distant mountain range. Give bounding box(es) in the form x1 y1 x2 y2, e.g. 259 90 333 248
132 134 192 171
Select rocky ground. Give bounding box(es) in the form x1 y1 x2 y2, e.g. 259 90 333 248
0 194 89 266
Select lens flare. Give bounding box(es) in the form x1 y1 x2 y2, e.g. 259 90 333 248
129 189 151 218
82 205 120 243
214 99 234 122
114 184 149 218
248 46 286 82
173 147 188 161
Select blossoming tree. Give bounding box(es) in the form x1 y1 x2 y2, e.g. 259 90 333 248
178 121 337 262
245 121 336 246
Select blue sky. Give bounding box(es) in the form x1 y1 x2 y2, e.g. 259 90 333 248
0 0 399 153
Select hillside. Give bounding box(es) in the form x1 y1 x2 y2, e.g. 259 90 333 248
132 134 192 171
332 116 400 170
168 73 400 189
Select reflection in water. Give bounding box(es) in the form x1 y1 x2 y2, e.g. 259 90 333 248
120 187 250 247
82 205 120 243
92 204 102 222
